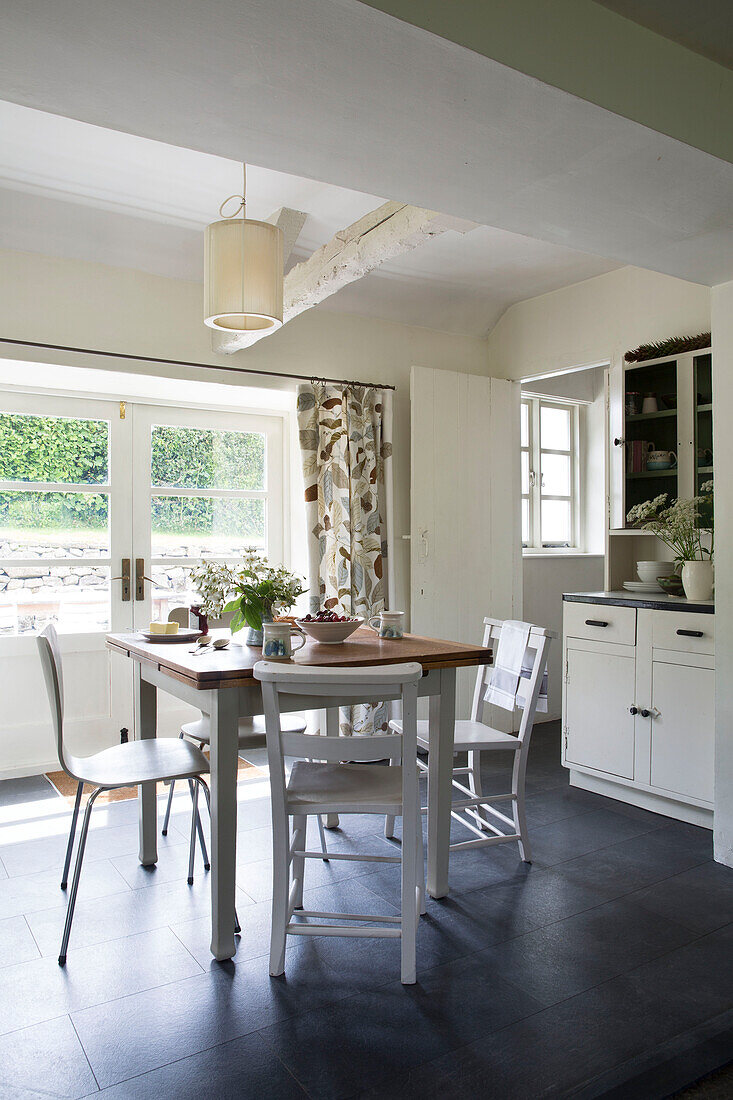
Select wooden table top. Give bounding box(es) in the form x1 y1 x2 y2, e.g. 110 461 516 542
106 627 492 690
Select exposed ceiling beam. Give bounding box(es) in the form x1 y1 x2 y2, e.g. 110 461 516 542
265 206 307 266
214 200 475 353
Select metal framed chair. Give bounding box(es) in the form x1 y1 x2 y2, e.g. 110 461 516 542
390 617 553 862
255 660 425 985
37 623 215 965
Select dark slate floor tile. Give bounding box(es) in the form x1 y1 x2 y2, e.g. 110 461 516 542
453 861 614 932
0 1014 98 1100
627 861 733 935
0 916 40 969
558 826 714 901
110 839 210 890
237 844 382 905
524 807 666 868
92 1030 306 1099
72 949 358 1089
0 774 58 808
618 921 733 1027
259 979 477 1099
0 926 202 1036
0 818 189 879
0 858 130 921
26 872 253 956
372 950 727 1100
475 894 699 1007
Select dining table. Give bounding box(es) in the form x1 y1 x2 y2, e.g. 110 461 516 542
106 626 493 961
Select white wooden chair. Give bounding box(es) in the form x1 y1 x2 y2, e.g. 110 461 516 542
161 608 328 864
254 660 425 985
37 624 213 964
390 618 552 862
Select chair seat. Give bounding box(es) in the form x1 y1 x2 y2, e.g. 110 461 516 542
286 761 403 814
389 718 522 752
68 737 210 789
182 713 307 750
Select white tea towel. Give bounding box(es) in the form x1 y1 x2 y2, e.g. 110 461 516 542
484 620 531 711
516 656 548 712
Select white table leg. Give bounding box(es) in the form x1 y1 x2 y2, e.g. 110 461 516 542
324 707 340 829
427 667 456 898
209 688 240 961
134 664 158 867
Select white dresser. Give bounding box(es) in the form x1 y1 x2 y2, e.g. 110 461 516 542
562 592 714 828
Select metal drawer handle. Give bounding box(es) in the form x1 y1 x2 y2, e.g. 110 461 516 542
676 629 704 638
585 619 608 628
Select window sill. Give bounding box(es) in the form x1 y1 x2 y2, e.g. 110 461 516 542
522 550 604 559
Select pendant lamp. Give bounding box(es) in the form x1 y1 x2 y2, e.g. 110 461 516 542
204 165 283 334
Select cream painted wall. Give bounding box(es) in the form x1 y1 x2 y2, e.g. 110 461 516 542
0 247 491 617
487 267 711 382
712 281 733 868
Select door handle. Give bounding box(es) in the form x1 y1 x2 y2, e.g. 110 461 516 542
111 558 131 602
676 629 703 638
135 558 156 601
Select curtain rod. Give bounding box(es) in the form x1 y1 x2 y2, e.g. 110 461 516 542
0 338 397 392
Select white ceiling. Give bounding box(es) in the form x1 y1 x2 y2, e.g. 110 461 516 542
0 100 619 336
1 0 731 290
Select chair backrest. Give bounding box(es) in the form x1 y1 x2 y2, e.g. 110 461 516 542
254 661 422 813
470 618 553 743
37 623 72 776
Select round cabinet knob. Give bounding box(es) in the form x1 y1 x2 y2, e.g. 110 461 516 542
640 708 650 718
629 706 638 715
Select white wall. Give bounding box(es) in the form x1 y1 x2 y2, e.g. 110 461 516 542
712 281 733 867
488 267 711 381
0 247 491 618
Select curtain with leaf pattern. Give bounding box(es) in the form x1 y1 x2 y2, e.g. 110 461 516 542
297 383 394 735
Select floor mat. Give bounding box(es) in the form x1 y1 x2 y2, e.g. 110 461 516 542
45 754 265 807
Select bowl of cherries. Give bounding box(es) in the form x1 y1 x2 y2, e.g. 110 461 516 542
295 609 364 644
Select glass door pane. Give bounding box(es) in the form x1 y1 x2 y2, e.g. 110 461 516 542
623 358 678 525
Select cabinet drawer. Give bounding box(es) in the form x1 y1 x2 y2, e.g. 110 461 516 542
651 611 714 655
564 602 636 646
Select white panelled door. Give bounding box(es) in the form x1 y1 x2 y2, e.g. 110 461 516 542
0 392 287 777
410 367 522 718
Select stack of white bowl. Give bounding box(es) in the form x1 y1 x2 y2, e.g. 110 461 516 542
637 560 675 588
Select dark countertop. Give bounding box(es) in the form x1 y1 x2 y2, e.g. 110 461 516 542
563 591 714 615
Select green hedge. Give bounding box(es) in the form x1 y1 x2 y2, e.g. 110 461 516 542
0 415 265 534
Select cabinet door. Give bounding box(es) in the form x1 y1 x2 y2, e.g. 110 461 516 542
649 658 714 803
564 641 636 779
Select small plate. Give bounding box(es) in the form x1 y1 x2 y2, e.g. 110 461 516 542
622 582 663 594
137 629 202 643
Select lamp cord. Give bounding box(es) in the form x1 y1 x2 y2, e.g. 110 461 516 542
218 162 246 219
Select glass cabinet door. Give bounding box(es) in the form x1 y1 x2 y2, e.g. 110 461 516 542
694 352 713 524
623 358 679 524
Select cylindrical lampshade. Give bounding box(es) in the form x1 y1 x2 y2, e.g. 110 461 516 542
204 218 283 332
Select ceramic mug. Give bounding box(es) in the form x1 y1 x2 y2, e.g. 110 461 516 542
647 449 677 471
261 622 306 660
368 610 405 639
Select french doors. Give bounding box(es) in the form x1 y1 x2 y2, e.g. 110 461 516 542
0 390 285 778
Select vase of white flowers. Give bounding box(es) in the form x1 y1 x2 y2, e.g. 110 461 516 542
190 551 306 645
626 481 714 601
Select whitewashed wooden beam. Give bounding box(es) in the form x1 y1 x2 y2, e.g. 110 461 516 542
214 201 476 354
266 206 307 266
